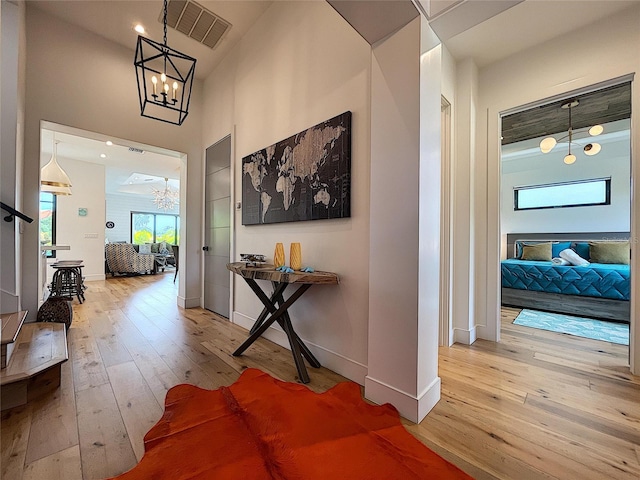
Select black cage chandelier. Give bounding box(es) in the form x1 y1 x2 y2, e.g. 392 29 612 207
134 0 197 125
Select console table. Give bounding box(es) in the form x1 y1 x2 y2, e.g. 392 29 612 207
227 262 339 383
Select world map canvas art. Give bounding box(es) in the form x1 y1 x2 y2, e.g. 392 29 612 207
242 111 351 225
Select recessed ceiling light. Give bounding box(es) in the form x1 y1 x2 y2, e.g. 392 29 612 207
100 153 107 158
106 140 113 146
134 24 145 34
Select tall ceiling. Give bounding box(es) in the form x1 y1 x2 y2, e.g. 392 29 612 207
30 0 273 80
30 0 639 193
29 0 640 76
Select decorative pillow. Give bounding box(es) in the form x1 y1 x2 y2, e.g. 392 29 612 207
572 242 590 260
160 245 171 255
139 244 152 255
551 242 572 258
559 248 589 267
150 243 160 254
521 243 552 261
589 241 630 264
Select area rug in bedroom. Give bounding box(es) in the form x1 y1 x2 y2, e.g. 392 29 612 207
108 368 472 480
514 309 629 345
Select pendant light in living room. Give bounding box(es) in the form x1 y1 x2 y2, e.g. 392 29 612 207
539 99 603 165
133 0 197 125
41 138 72 195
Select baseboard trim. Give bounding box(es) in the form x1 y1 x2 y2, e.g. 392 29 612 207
232 311 368 385
453 325 477 345
364 375 441 423
178 296 201 309
84 274 105 282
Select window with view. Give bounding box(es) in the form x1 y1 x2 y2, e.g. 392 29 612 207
39 192 56 257
514 178 611 211
131 212 179 245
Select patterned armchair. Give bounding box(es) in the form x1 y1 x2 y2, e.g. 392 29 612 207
105 243 155 276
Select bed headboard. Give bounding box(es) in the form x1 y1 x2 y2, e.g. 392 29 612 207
505 232 630 259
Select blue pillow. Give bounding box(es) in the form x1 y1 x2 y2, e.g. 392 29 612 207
573 242 590 260
552 242 572 258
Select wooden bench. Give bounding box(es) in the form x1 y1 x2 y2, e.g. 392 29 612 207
1 318 68 411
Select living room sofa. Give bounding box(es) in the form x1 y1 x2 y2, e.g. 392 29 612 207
105 243 155 276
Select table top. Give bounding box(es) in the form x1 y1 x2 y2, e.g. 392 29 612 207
227 262 339 285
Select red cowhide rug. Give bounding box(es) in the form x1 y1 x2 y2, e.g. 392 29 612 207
109 368 472 479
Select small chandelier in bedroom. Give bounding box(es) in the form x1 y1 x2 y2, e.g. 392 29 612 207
134 0 197 125
539 99 603 165
152 178 179 211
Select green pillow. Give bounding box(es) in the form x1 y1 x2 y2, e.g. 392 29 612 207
589 241 630 264
521 242 552 261
150 243 160 253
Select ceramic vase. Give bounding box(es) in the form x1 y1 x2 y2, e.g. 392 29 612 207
290 243 302 270
274 243 285 268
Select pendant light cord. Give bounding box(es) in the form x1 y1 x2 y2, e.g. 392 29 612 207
163 0 168 47
567 103 572 154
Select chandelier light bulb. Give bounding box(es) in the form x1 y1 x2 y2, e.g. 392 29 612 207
584 143 601 156
589 125 604 136
564 154 576 165
540 137 557 154
161 73 167 84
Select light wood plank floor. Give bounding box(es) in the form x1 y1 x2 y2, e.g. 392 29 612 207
2 274 639 479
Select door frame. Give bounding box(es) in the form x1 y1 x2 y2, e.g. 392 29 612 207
439 96 452 347
491 74 637 371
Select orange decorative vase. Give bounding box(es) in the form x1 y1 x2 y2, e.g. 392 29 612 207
290 243 302 271
274 243 285 268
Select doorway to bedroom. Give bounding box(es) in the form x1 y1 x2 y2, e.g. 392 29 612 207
499 82 632 362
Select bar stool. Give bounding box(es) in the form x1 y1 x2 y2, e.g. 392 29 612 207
50 261 85 303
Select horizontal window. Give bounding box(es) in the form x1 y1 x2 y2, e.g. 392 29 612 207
514 178 611 211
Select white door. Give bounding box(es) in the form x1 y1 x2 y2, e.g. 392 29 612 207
204 136 231 317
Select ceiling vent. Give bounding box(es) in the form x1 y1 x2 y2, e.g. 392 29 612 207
128 147 145 154
162 0 231 50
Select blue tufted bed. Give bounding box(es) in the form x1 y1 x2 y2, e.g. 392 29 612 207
501 233 631 323
502 259 630 300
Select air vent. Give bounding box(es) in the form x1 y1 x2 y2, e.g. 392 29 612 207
128 147 145 154
162 0 231 50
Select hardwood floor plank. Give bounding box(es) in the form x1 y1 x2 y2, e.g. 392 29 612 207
25 359 79 465
75 382 137 479
88 313 133 368
0 404 32 480
68 326 109 393
23 445 83 480
106 362 163 461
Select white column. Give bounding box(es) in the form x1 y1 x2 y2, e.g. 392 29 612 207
450 58 478 344
365 17 441 423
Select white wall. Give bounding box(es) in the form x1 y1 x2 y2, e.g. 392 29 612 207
23 6 203 317
202 1 371 383
51 158 106 282
466 4 640 369
106 193 178 243
501 138 631 237
0 0 25 314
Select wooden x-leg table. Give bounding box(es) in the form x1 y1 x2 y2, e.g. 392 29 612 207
227 262 339 383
